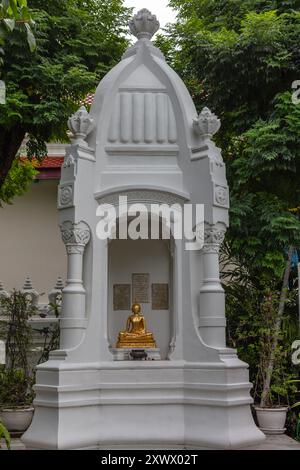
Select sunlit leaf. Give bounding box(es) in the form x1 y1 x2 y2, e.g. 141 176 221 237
3 18 15 32
25 23 36 52
0 421 10 450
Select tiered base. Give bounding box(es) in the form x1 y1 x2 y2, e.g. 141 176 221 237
22 357 265 450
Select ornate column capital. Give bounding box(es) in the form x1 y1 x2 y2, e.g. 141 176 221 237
60 221 91 249
200 223 226 253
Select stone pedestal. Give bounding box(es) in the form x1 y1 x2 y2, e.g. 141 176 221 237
111 348 161 361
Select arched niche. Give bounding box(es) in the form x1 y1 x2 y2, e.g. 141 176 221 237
107 217 174 360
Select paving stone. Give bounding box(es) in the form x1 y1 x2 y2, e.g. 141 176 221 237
2 434 300 450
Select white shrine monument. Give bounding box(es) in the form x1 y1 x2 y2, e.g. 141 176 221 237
23 9 265 449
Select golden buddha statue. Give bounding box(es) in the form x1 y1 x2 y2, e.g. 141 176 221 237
116 303 156 349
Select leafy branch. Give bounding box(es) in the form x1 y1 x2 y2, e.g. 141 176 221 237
0 418 10 449
0 0 36 54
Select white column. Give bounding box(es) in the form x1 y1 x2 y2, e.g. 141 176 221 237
199 223 226 348
60 221 91 349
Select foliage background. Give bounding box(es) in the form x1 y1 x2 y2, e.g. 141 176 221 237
0 0 131 203
156 0 300 427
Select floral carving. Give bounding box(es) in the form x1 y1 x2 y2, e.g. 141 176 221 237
59 185 73 207
205 226 226 245
198 223 227 253
214 185 229 207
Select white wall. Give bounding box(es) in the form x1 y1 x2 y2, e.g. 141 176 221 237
108 238 171 359
0 180 67 301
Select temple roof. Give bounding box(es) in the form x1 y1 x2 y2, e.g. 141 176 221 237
87 8 197 156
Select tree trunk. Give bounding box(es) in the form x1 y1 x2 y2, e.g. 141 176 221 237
260 246 294 407
0 126 26 189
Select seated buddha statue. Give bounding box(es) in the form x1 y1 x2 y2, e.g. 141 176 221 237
116 303 156 349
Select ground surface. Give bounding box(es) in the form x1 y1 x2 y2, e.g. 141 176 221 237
242 434 300 450
2 434 300 450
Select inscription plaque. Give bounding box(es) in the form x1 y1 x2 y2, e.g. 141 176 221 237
113 284 131 310
151 283 169 310
132 273 149 303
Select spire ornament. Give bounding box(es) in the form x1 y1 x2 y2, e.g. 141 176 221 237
0 281 9 299
67 106 93 146
48 277 64 312
21 276 39 306
129 9 160 40
193 107 221 141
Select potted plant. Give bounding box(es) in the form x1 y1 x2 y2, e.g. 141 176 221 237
252 245 298 434
224 242 298 434
0 291 60 433
0 291 36 433
254 405 289 435
0 368 34 433
253 288 292 434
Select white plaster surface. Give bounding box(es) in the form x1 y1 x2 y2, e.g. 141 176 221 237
0 181 67 301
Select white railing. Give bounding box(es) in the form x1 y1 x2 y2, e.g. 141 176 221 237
0 277 63 362
0 276 64 317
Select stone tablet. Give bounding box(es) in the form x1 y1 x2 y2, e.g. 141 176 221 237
132 273 149 303
151 283 169 310
113 284 131 310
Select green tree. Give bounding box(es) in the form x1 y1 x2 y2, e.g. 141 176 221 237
0 0 130 199
228 91 300 283
160 1 300 408
228 90 300 406
160 0 300 286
